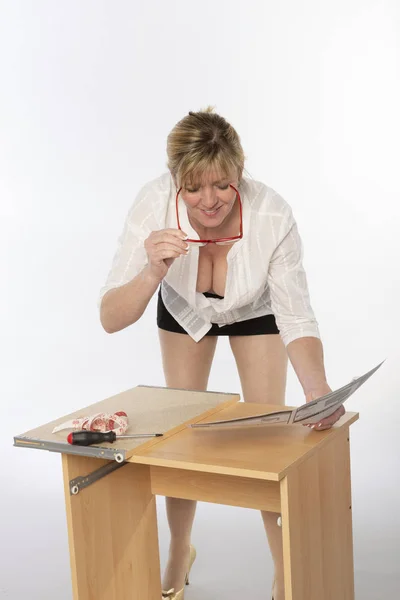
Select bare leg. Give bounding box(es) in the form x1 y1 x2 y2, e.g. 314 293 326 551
230 334 287 600
260 511 285 600
158 329 217 593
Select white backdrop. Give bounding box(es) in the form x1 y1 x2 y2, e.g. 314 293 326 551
1 1 399 598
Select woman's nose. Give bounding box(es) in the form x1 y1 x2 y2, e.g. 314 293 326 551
201 188 218 207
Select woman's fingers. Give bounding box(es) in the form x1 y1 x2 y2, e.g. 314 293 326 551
151 229 188 249
153 241 189 255
145 230 189 256
311 405 346 431
149 246 188 267
156 248 183 261
142 229 189 280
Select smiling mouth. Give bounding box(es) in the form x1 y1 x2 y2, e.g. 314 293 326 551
201 206 221 216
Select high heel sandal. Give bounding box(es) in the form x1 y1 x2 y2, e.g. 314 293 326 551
162 545 197 600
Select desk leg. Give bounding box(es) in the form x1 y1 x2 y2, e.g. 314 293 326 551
62 455 161 600
280 429 354 600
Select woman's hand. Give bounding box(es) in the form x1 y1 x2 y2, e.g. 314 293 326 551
144 228 189 282
304 385 346 431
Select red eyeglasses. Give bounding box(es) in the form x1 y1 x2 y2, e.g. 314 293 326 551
175 184 243 246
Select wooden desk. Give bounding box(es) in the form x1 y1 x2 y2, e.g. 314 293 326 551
15 387 358 600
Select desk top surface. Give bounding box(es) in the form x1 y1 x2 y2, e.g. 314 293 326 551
130 402 359 481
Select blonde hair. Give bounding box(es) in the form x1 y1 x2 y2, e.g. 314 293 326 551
167 107 245 188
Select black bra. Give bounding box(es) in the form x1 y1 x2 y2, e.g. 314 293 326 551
203 291 224 300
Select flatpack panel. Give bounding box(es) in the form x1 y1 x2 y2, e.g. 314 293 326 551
14 386 239 461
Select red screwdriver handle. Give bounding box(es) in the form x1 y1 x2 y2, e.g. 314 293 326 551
67 431 117 446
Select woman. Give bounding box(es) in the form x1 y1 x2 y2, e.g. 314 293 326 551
99 108 344 600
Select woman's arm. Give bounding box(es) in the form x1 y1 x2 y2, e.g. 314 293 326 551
286 336 327 395
287 336 345 429
98 178 188 333
100 226 188 333
267 206 344 429
100 266 161 333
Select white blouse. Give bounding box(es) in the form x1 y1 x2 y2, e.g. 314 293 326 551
99 172 320 345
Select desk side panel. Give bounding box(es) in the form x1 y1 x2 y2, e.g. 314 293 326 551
280 428 354 600
62 455 161 600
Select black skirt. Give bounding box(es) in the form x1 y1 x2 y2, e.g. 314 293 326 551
157 288 279 336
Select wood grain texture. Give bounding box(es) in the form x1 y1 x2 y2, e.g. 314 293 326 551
131 403 358 481
62 454 161 600
280 428 354 600
318 429 355 599
150 465 281 511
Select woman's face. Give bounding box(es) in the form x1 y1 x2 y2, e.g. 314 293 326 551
179 167 239 232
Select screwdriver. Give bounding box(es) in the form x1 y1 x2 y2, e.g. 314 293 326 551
67 431 163 446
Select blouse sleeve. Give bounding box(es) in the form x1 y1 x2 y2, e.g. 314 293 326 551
267 209 321 347
98 182 165 307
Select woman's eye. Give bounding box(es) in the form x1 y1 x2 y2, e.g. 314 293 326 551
184 184 229 193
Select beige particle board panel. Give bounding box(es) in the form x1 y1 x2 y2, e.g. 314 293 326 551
14 385 240 462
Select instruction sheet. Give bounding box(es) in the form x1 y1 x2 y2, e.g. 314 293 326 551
190 361 384 429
